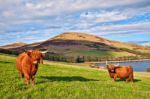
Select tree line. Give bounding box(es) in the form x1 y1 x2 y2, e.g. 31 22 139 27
44 52 150 63
0 48 19 55
1 48 150 63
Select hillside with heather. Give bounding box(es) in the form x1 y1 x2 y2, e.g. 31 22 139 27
0 32 150 62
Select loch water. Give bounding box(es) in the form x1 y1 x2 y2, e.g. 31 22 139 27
96 61 150 72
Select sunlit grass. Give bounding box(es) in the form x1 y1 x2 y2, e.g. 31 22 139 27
0 54 150 99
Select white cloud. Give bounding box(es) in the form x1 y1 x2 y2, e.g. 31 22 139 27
89 22 150 35
1 0 149 18
0 0 150 45
21 0 149 18
2 10 15 17
80 11 128 23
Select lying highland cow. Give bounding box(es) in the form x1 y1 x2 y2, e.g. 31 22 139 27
16 50 45 85
106 64 134 82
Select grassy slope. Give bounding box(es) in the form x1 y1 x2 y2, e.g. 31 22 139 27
74 50 134 57
0 54 150 99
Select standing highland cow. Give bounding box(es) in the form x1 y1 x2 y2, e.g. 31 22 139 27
16 50 45 85
107 64 134 82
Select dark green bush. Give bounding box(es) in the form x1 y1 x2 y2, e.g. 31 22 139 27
147 68 150 72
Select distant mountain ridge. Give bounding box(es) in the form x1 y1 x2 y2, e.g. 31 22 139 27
0 42 27 49
1 32 150 57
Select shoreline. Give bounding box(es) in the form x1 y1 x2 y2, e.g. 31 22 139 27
85 59 150 64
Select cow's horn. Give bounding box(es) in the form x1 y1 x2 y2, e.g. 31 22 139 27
106 60 108 65
41 51 48 54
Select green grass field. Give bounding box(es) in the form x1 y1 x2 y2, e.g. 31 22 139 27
0 54 150 99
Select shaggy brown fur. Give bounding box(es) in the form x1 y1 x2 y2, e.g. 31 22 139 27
16 50 44 85
107 64 134 82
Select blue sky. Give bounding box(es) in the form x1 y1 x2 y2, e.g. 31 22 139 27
0 0 150 45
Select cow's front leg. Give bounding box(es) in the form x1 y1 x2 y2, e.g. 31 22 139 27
20 73 24 79
24 73 30 85
113 74 117 81
31 75 36 85
126 78 130 82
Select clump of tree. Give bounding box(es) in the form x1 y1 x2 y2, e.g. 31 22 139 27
0 48 19 55
44 52 77 63
76 56 85 63
147 68 150 72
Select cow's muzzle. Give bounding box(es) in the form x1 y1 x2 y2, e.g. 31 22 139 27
33 61 38 64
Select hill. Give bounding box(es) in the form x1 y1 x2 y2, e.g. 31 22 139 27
0 42 27 49
1 32 150 59
50 32 137 49
0 54 150 99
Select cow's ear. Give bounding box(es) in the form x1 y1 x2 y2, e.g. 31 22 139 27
26 50 32 56
40 53 45 64
106 64 109 69
106 64 109 67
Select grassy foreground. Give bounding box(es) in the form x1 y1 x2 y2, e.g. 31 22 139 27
0 54 150 99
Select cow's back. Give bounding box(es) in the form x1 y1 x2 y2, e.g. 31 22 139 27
116 66 133 78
